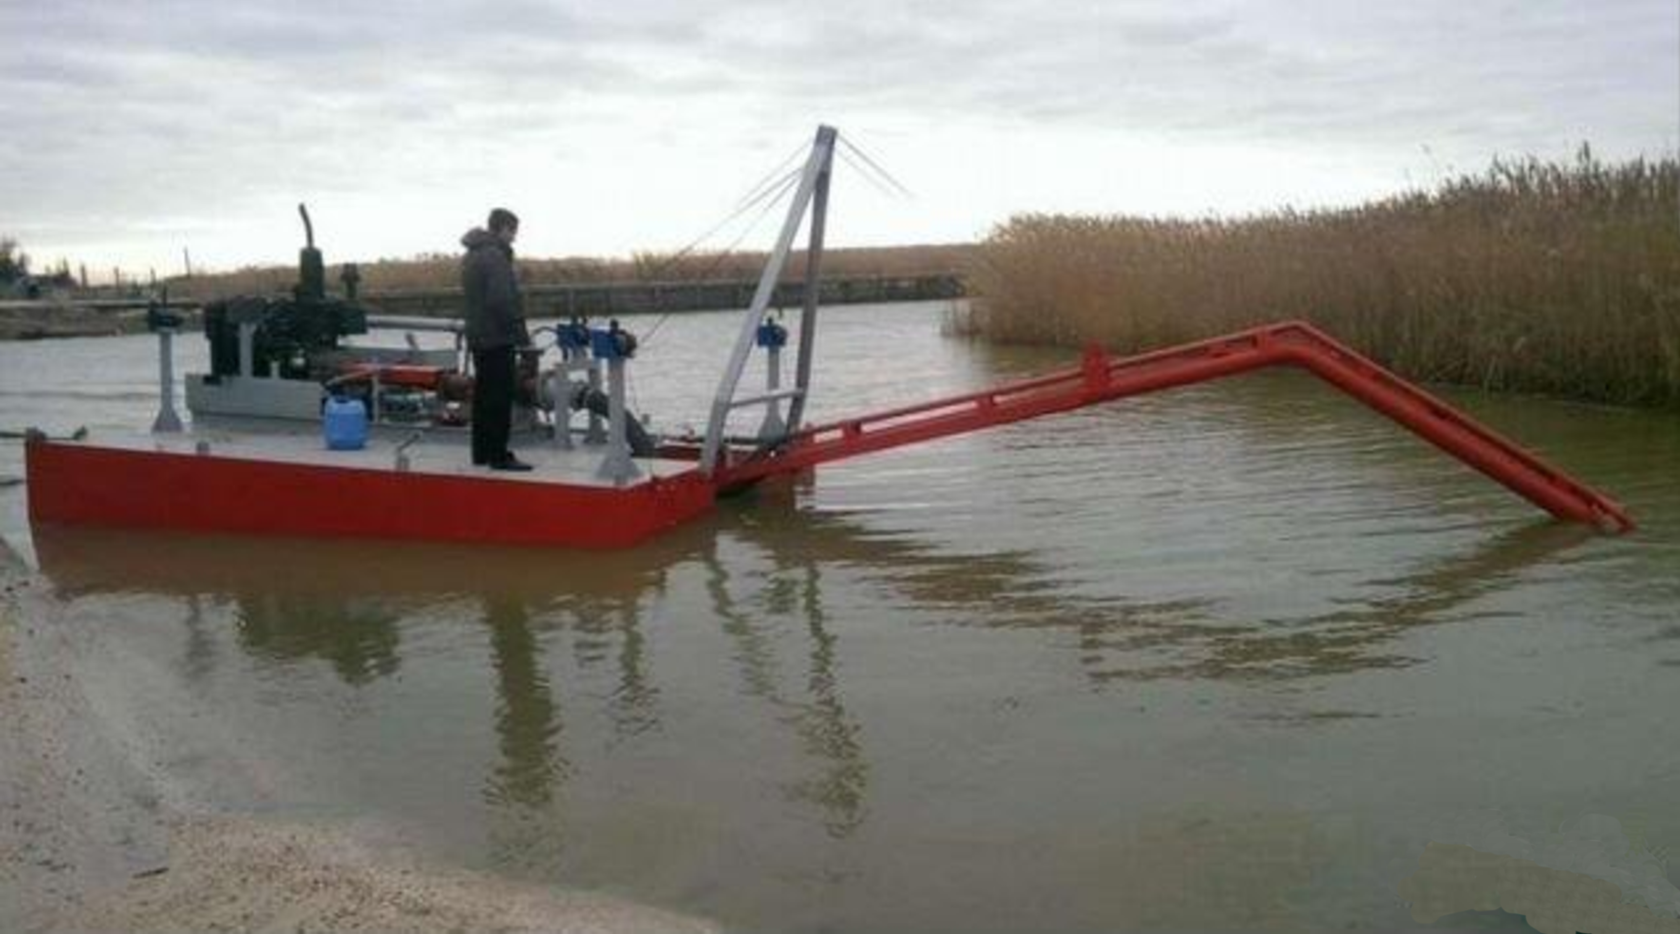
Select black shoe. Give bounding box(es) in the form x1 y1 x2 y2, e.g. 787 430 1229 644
490 456 534 472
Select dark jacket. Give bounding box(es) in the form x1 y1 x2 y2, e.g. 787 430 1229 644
461 228 529 351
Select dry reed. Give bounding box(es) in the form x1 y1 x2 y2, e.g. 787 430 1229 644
169 244 972 301
962 148 1680 408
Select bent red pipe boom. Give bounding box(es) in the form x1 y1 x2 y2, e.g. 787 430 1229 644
715 320 1634 534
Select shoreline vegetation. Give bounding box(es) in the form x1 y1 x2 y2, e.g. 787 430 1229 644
8 150 1678 409
168 243 975 301
961 148 1680 409
0 244 973 339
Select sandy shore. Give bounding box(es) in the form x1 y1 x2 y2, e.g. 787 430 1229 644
0 539 716 934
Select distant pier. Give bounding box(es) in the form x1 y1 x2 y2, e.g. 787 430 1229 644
363 273 966 319
0 272 968 339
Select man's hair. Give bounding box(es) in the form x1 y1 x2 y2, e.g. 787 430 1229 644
487 208 519 233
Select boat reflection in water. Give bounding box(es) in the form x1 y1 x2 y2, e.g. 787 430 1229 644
32 489 1593 738
33 491 888 845
28 493 1598 931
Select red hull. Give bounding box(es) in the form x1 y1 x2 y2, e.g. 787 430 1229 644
24 319 1634 548
26 440 716 549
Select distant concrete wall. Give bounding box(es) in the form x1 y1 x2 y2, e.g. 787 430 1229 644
363 274 966 319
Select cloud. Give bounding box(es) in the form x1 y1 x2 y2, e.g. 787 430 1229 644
2 0 1673 271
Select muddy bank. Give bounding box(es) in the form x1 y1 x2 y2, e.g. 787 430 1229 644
0 541 715 934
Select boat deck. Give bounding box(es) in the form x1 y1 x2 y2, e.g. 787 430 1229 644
66 426 700 489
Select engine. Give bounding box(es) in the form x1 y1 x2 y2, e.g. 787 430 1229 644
202 206 369 381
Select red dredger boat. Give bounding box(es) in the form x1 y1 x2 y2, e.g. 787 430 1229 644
25 127 1635 547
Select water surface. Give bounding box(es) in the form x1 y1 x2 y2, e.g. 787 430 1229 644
3 302 1678 932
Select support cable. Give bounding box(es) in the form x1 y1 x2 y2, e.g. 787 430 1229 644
733 139 811 210
635 164 806 285
838 135 914 199
639 167 804 347
836 146 904 201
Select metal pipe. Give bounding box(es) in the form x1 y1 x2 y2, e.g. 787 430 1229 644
713 320 1636 535
394 430 423 472
585 360 606 443
544 370 574 449
151 328 183 433
238 322 256 378
595 356 640 485
365 315 465 334
757 344 787 439
731 387 803 409
785 152 831 433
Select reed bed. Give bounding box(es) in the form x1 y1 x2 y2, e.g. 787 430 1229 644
963 150 1680 408
170 244 972 301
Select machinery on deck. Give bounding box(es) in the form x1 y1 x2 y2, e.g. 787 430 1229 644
154 204 654 474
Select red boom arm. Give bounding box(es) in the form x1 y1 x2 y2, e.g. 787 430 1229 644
713 321 1634 533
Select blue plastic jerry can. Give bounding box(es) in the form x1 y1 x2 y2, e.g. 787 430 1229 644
323 395 368 450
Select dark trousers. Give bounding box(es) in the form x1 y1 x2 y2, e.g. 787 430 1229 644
471 347 516 465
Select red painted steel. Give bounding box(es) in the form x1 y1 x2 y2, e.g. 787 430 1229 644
26 441 717 549
716 320 1635 533
25 320 1634 547
336 363 448 389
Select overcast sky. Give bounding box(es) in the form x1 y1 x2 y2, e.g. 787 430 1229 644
2 0 1675 277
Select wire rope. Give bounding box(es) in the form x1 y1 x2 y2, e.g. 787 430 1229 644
638 166 804 347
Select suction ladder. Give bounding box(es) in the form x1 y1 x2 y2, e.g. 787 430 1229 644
714 320 1635 533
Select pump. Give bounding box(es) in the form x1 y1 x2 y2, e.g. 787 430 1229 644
200 204 369 383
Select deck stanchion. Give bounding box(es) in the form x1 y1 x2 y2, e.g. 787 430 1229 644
151 327 183 433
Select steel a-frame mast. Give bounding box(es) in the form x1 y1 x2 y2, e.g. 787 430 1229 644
700 125 836 476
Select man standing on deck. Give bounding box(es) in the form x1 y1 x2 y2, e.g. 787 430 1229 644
462 208 533 471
